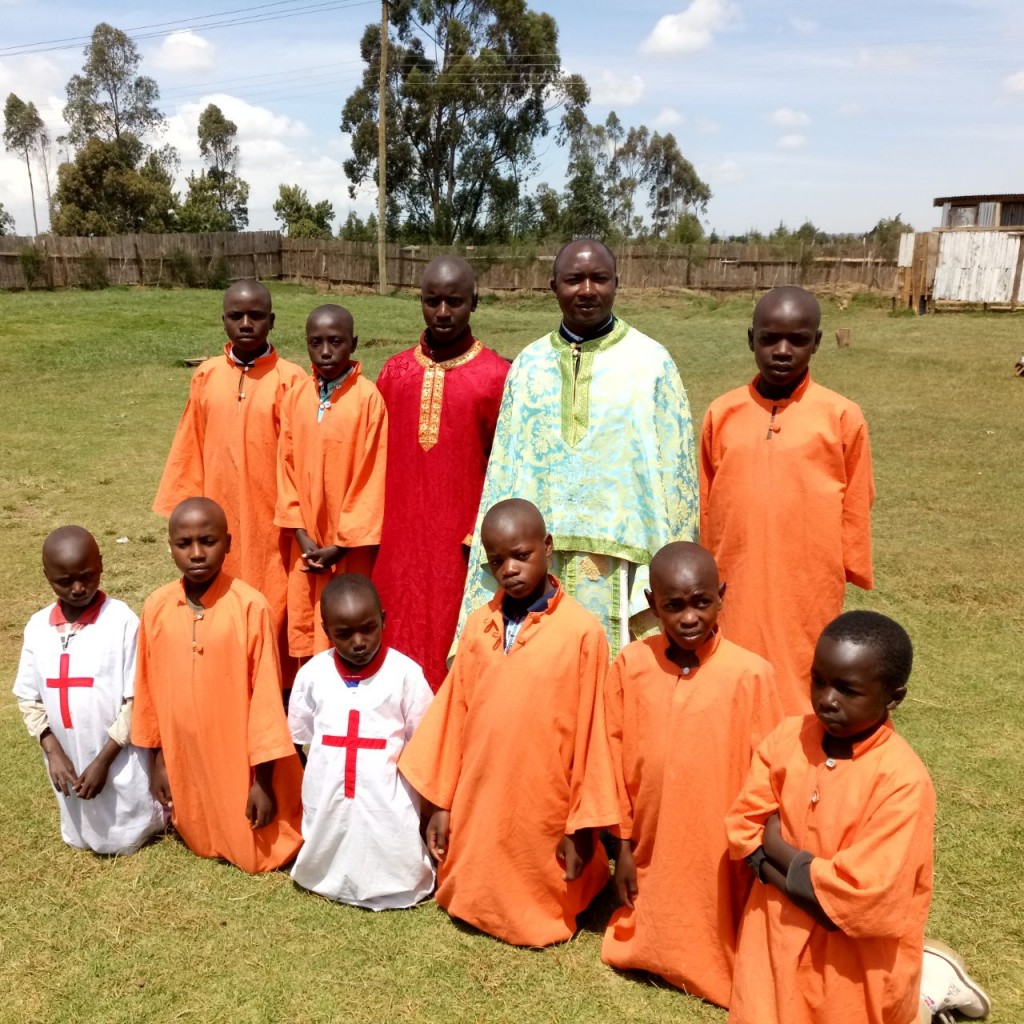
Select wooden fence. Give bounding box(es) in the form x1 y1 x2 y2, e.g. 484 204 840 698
0 231 897 294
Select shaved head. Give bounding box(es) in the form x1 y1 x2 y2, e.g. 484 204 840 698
307 303 354 332
322 573 382 617
42 525 100 568
224 279 271 309
481 498 548 540
168 497 228 533
649 542 720 594
552 238 617 279
752 286 821 331
421 255 476 292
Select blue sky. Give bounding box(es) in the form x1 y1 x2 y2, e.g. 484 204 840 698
2 0 1023 238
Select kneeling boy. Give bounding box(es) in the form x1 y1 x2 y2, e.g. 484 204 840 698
399 499 618 946
601 542 782 1006
288 574 435 909
132 498 304 874
13 527 165 855
726 611 932 1024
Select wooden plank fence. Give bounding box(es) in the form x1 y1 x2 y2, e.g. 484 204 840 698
0 231 897 294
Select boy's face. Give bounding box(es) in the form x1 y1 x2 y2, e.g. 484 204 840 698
421 266 477 349
551 244 618 337
322 592 383 667
481 519 553 600
747 298 821 389
222 288 274 357
169 509 231 586
646 561 725 653
306 311 356 381
43 544 103 611
811 636 905 738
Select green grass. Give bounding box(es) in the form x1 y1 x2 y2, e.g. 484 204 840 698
1 284 1022 1022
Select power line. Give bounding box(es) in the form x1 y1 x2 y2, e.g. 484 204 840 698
0 0 376 57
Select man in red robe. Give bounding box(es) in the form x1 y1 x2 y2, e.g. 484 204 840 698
373 256 509 690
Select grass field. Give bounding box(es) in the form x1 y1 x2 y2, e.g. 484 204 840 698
1 284 1022 1024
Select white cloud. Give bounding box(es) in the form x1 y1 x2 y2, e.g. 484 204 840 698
789 16 817 34
652 106 684 128
770 107 810 128
836 101 864 117
590 70 646 106
1003 70 1024 92
778 133 808 150
152 31 217 74
695 117 719 134
710 158 743 183
641 0 737 55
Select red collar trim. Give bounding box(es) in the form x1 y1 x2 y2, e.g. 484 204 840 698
49 592 106 627
333 644 389 683
418 330 479 364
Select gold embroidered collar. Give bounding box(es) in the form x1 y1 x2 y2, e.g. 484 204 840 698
413 339 483 451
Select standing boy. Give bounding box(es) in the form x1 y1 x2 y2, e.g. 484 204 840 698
601 542 782 1007
726 611 933 1024
13 527 164 855
458 240 697 658
374 256 509 690
399 499 618 947
275 304 388 660
288 574 435 909
154 280 306 681
132 498 304 874
700 286 874 714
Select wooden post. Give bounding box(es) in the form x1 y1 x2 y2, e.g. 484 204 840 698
377 0 388 295
835 328 851 348
1009 235 1024 311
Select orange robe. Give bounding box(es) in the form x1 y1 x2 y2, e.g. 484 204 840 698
700 373 874 715
153 344 306 672
601 631 782 1006
725 716 935 1024
131 572 304 873
274 364 388 658
398 581 618 946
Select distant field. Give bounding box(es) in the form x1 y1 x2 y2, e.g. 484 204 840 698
0 284 1021 1023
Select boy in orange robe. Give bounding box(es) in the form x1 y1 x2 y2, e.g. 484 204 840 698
275 305 388 660
132 498 304 874
726 611 934 1024
700 286 874 715
374 255 509 691
153 280 305 681
399 499 618 947
601 542 782 1007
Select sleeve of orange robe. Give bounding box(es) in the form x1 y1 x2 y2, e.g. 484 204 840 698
243 596 296 766
604 652 633 841
333 386 388 548
725 723 785 860
130 598 161 749
274 385 304 531
809 766 935 940
397 638 471 810
565 624 615 834
153 373 208 516
841 408 875 589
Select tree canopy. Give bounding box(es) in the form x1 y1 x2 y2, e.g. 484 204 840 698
0 202 14 235
273 184 334 238
341 0 587 244
180 104 249 231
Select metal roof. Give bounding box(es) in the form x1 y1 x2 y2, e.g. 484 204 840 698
932 194 1024 206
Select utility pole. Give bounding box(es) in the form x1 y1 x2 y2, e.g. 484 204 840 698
377 0 388 295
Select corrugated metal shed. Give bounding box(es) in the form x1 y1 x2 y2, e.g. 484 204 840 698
931 232 1021 302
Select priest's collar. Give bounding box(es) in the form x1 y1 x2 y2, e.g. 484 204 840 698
558 315 617 345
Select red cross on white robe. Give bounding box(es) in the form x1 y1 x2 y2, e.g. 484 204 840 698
46 653 95 729
322 709 386 798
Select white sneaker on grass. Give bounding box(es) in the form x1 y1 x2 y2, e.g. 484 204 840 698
920 938 991 1022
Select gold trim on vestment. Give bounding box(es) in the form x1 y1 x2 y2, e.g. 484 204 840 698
413 340 483 451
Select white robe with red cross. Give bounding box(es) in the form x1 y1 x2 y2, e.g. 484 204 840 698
287 646 435 909
12 598 165 855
